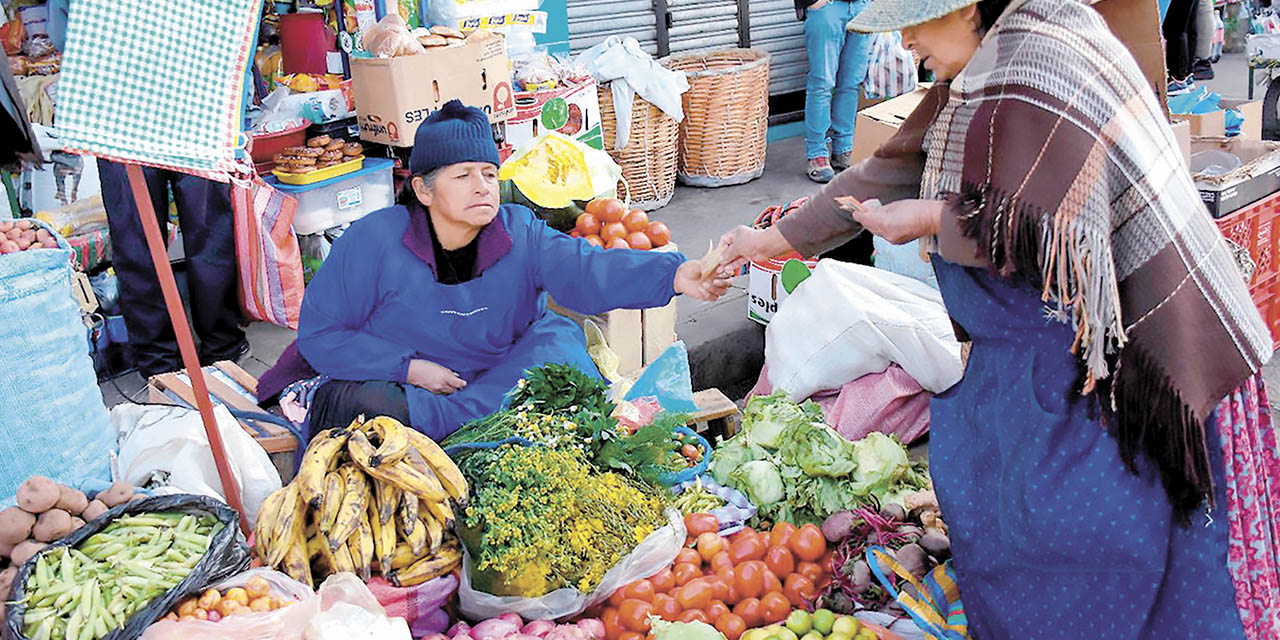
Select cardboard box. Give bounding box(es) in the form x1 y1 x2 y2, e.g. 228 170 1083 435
848 85 933 167
1091 0 1167 111
350 32 516 147
1192 138 1280 218
505 80 604 151
1172 100 1264 140
1172 119 1191 169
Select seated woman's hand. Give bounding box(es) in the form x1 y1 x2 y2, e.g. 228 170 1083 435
407 359 468 395
674 260 733 302
849 199 942 245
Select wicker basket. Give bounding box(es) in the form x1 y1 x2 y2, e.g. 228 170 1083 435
599 83 680 210
667 48 770 187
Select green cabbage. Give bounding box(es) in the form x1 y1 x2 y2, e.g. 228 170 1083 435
845 432 911 498
729 459 785 506
708 436 767 485
742 391 824 449
778 420 858 477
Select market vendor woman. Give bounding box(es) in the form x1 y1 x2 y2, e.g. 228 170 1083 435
260 100 729 440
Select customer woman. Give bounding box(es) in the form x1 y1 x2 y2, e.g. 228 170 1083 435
260 100 729 440
718 0 1280 637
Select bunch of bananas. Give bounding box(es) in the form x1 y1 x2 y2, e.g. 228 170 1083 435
254 416 467 588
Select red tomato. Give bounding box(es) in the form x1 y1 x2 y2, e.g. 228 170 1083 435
791 524 826 562
763 568 783 595
764 546 796 578
706 600 730 622
586 199 606 215
676 579 713 610
608 237 631 250
729 536 766 564
676 548 702 567
609 588 627 608
783 574 817 608
796 561 825 585
696 533 726 563
601 222 628 243
710 551 734 575
731 598 763 628
734 561 765 599
706 576 731 603
652 593 681 621
715 614 747 640
679 610 710 625
623 209 650 233
599 199 627 223
626 231 653 250
684 514 719 538
725 581 741 606
603 607 622 640
729 527 758 543
820 549 835 573
622 580 655 603
673 563 701 586
576 212 602 236
760 593 791 624
585 235 604 248
649 567 676 593
619 599 653 633
769 522 798 549
645 221 671 247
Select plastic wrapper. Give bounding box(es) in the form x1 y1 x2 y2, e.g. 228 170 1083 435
623 342 697 414
34 194 108 237
138 568 313 640
5 495 252 640
458 509 686 621
362 14 425 58
670 477 757 535
1 18 24 56
23 34 54 59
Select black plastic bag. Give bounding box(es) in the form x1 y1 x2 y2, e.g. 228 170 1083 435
5 494 251 640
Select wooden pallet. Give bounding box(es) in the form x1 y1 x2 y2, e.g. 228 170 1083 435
685 388 741 440
147 361 298 455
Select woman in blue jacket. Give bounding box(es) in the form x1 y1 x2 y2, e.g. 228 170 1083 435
260 101 728 441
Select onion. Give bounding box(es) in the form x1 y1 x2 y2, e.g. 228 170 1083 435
510 635 543 640
449 622 473 638
472 619 521 640
545 626 587 640
522 620 556 637
498 613 524 627
577 619 606 639
422 635 450 640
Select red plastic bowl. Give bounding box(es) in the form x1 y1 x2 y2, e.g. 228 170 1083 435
249 120 310 164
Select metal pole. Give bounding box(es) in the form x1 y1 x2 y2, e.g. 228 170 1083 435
123 163 249 536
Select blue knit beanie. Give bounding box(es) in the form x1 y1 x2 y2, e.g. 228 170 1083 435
409 100 500 175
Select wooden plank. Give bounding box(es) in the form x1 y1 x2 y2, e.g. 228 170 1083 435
687 388 739 424
216 361 259 396
203 375 268 416
151 372 202 409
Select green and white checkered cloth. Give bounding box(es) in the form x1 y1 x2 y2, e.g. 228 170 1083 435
57 0 262 181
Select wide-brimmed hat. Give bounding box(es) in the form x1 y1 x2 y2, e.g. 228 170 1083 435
847 0 980 32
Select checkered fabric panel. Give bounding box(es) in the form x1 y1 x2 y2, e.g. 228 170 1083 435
57 0 262 181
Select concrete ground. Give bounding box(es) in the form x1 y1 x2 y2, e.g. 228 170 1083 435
101 52 1280 407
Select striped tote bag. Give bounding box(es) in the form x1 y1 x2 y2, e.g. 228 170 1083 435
232 175 304 329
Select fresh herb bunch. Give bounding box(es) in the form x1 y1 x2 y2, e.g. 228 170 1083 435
459 444 667 597
595 412 691 485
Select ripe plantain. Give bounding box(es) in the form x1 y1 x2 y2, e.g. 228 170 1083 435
404 428 469 504
349 513 375 582
282 535 314 588
389 542 462 587
373 479 399 526
370 500 397 577
363 416 411 467
296 428 350 508
422 497 455 527
387 541 422 571
331 536 357 574
327 467 369 551
402 515 429 557
253 487 288 563
422 513 444 554
319 471 346 535
397 493 420 538
347 430 447 502
267 483 304 567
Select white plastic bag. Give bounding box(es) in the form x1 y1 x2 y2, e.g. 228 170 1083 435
765 261 963 400
574 36 689 150
139 569 313 640
112 404 283 528
458 509 687 621
863 31 917 100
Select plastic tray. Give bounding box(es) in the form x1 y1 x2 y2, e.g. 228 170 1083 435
272 155 364 185
267 158 395 235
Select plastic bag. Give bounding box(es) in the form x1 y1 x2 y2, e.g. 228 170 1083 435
34 194 108 236
5 495 252 640
112 403 283 529
458 509 686 621
366 574 457 637
863 31 917 100
362 13 425 58
623 341 697 414
138 568 314 640
498 132 621 208
1 18 25 56
670 478 756 535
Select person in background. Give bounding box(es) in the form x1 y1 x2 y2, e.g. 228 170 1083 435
1193 0 1216 80
258 100 729 441
798 0 873 183
1164 0 1202 94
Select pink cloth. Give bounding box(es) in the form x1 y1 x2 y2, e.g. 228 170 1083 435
750 364 930 444
366 573 458 637
1218 374 1280 639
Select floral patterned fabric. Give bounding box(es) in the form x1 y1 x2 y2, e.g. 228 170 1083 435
1219 374 1280 639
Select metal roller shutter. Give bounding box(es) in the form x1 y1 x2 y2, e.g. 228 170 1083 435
666 0 741 56
568 0 660 56
746 0 807 95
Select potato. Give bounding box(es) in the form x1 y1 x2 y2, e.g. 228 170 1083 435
16 476 60 513
69 517 85 532
10 540 46 565
0 540 14 559
97 481 134 508
81 500 108 521
0 566 16 598
55 486 88 515
0 508 36 544
32 509 72 542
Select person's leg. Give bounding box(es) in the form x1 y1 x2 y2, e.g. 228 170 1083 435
307 380 410 436
97 158 182 376
1193 0 1216 78
1163 0 1197 80
829 0 873 166
170 172 248 364
804 1 844 181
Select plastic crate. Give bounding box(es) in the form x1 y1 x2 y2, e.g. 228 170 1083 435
267 158 394 235
1216 191 1280 288
1250 274 1280 348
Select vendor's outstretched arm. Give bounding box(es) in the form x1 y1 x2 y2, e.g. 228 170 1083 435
297 229 417 383
532 218 685 315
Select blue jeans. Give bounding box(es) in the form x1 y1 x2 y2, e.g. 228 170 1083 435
804 0 873 160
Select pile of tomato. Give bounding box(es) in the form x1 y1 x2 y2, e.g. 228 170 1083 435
593 514 829 640
571 198 672 251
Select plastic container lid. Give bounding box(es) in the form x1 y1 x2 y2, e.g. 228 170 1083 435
269 157 394 193
1191 149 1243 176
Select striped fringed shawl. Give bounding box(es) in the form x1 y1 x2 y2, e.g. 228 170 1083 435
921 0 1273 519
